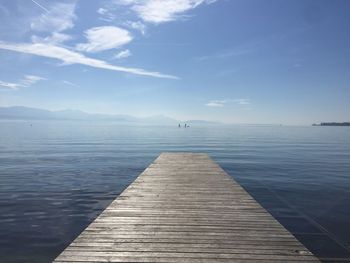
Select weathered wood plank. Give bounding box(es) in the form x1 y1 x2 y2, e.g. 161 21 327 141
53 153 319 262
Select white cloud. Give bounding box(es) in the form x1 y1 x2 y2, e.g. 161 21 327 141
117 0 139 5
0 80 23 90
22 75 46 86
76 26 133 53
97 8 108 15
96 5 117 22
30 2 77 33
116 0 217 24
0 75 45 90
234 99 251 105
29 2 76 46
206 100 226 107
0 41 178 79
62 80 80 87
125 21 147 35
206 99 251 107
31 32 72 44
114 49 132 59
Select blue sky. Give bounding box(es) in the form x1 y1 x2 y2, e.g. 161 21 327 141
0 0 349 124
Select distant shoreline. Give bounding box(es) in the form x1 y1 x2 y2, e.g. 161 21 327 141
312 122 350 126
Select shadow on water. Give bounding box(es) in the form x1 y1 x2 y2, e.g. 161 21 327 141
0 121 350 262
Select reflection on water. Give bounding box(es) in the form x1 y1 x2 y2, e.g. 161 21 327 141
0 120 350 262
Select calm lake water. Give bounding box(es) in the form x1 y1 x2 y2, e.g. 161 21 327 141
0 120 350 262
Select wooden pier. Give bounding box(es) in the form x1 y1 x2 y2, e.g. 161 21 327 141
54 153 319 262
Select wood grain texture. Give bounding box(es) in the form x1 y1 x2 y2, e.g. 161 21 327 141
54 152 319 262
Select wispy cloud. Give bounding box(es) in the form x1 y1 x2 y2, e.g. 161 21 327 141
29 2 76 46
116 0 217 24
0 75 45 90
125 21 147 35
97 0 213 30
197 47 256 61
22 75 46 86
0 80 23 90
76 26 133 53
62 80 80 87
97 7 108 15
96 1 119 22
31 32 72 44
30 2 76 33
114 49 132 59
206 99 251 107
0 41 178 79
234 98 251 105
206 100 226 107
30 0 50 13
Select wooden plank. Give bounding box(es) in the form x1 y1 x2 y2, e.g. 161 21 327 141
53 152 319 262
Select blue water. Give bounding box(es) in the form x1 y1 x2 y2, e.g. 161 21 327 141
0 120 350 262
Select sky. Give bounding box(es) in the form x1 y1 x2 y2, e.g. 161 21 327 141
0 0 349 124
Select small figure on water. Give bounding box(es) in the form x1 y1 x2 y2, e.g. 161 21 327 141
178 123 181 128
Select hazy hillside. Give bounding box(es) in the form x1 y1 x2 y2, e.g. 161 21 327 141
0 106 177 124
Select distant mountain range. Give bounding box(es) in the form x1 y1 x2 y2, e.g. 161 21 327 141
0 106 219 125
